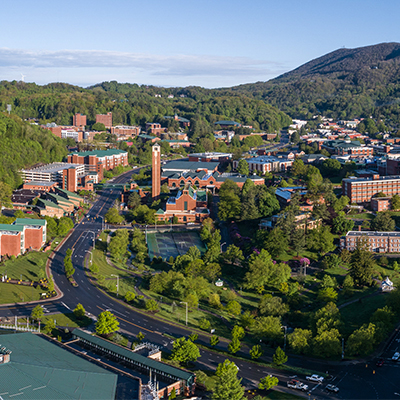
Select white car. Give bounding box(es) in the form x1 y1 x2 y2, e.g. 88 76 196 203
306 374 324 383
392 352 400 361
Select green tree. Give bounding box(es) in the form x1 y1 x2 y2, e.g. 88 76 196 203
317 287 338 303
90 263 99 274
92 122 106 131
258 375 279 391
263 228 288 258
371 211 395 231
31 305 44 321
136 331 145 343
258 295 289 317
226 300 241 316
346 323 376 356
250 344 263 360
210 335 220 347
332 212 354 234
73 303 86 319
57 217 74 236
232 325 245 340
392 194 400 210
43 319 56 335
350 238 375 286
287 328 313 354
124 291 136 303
105 207 124 224
312 329 341 357
145 298 159 312
212 359 245 400
291 228 306 256
228 337 241 354
237 159 249 175
308 225 336 255
272 346 288 366
95 311 119 336
199 318 211 331
224 244 244 265
128 191 141 208
251 316 283 343
171 337 200 364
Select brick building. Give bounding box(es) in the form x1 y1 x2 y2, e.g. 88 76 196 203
152 144 161 200
322 138 373 156
188 152 232 163
111 125 141 140
96 112 112 129
145 122 165 135
155 185 209 223
73 113 87 128
342 175 400 203
67 149 128 180
371 197 391 212
340 231 400 253
0 218 46 259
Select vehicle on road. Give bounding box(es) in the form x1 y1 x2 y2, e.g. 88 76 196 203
392 352 400 361
376 358 384 367
287 380 308 391
326 384 339 393
306 374 324 383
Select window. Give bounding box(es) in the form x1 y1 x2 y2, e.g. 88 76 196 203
184 201 188 211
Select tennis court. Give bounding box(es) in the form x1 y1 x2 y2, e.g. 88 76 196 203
147 231 207 260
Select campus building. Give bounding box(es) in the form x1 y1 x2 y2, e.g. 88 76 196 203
155 185 209 223
111 125 141 140
152 143 161 200
0 218 46 258
340 231 400 253
342 175 400 203
233 156 294 173
96 112 112 129
72 113 87 128
67 149 128 180
21 162 98 192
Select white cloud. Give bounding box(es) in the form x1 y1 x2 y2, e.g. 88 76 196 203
0 48 288 87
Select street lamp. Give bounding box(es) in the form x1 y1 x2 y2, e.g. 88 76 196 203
180 301 188 326
342 337 345 360
281 325 287 351
220 242 226 253
111 274 119 297
88 250 93 265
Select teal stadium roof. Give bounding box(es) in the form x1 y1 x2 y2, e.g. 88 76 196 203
0 332 117 400
14 218 46 226
68 149 127 157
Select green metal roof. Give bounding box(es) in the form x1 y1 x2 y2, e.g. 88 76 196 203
68 149 127 157
37 199 65 210
14 218 46 226
196 190 207 202
0 224 24 232
56 188 82 200
73 329 195 384
156 208 165 215
0 332 117 400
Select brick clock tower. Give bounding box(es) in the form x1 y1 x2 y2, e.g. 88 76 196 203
152 143 161 200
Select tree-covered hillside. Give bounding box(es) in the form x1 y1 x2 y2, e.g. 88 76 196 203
230 42 400 122
0 113 68 191
0 81 291 132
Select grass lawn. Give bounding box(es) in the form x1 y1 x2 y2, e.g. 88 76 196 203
0 251 49 281
18 312 93 328
346 212 374 220
0 282 44 304
340 293 387 337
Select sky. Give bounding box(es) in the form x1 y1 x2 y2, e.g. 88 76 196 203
1 0 400 89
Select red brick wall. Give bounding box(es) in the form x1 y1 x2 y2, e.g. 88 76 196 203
152 145 161 200
96 112 112 129
73 113 87 127
24 227 43 250
1 233 21 257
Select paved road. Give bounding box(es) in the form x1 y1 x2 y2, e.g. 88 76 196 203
1 167 400 398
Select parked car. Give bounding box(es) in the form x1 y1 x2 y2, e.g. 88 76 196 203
326 384 339 393
306 374 324 383
376 358 384 367
287 380 309 391
392 352 400 361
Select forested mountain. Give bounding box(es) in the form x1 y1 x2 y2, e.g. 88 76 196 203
0 113 68 191
231 42 400 122
0 81 291 132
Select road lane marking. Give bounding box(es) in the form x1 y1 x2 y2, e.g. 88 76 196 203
96 306 154 333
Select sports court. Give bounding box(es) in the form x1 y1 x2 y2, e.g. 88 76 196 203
147 231 207 260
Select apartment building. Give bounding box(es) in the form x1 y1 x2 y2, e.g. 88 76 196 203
110 125 141 140
73 113 87 128
342 175 400 203
340 231 400 253
0 218 46 258
67 149 128 180
96 112 112 129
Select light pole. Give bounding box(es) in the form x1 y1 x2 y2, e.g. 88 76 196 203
220 242 226 253
342 337 345 360
180 301 188 326
111 274 119 297
88 250 93 265
282 325 287 351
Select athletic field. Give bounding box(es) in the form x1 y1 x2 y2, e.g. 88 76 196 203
147 231 207 260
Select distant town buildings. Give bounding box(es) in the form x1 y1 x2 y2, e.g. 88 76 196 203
340 231 400 253
96 112 112 129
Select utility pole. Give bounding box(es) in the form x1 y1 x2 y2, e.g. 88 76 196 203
111 274 119 297
342 337 345 360
282 325 287 351
180 301 188 326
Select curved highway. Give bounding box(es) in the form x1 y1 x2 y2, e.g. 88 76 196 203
1 168 400 399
